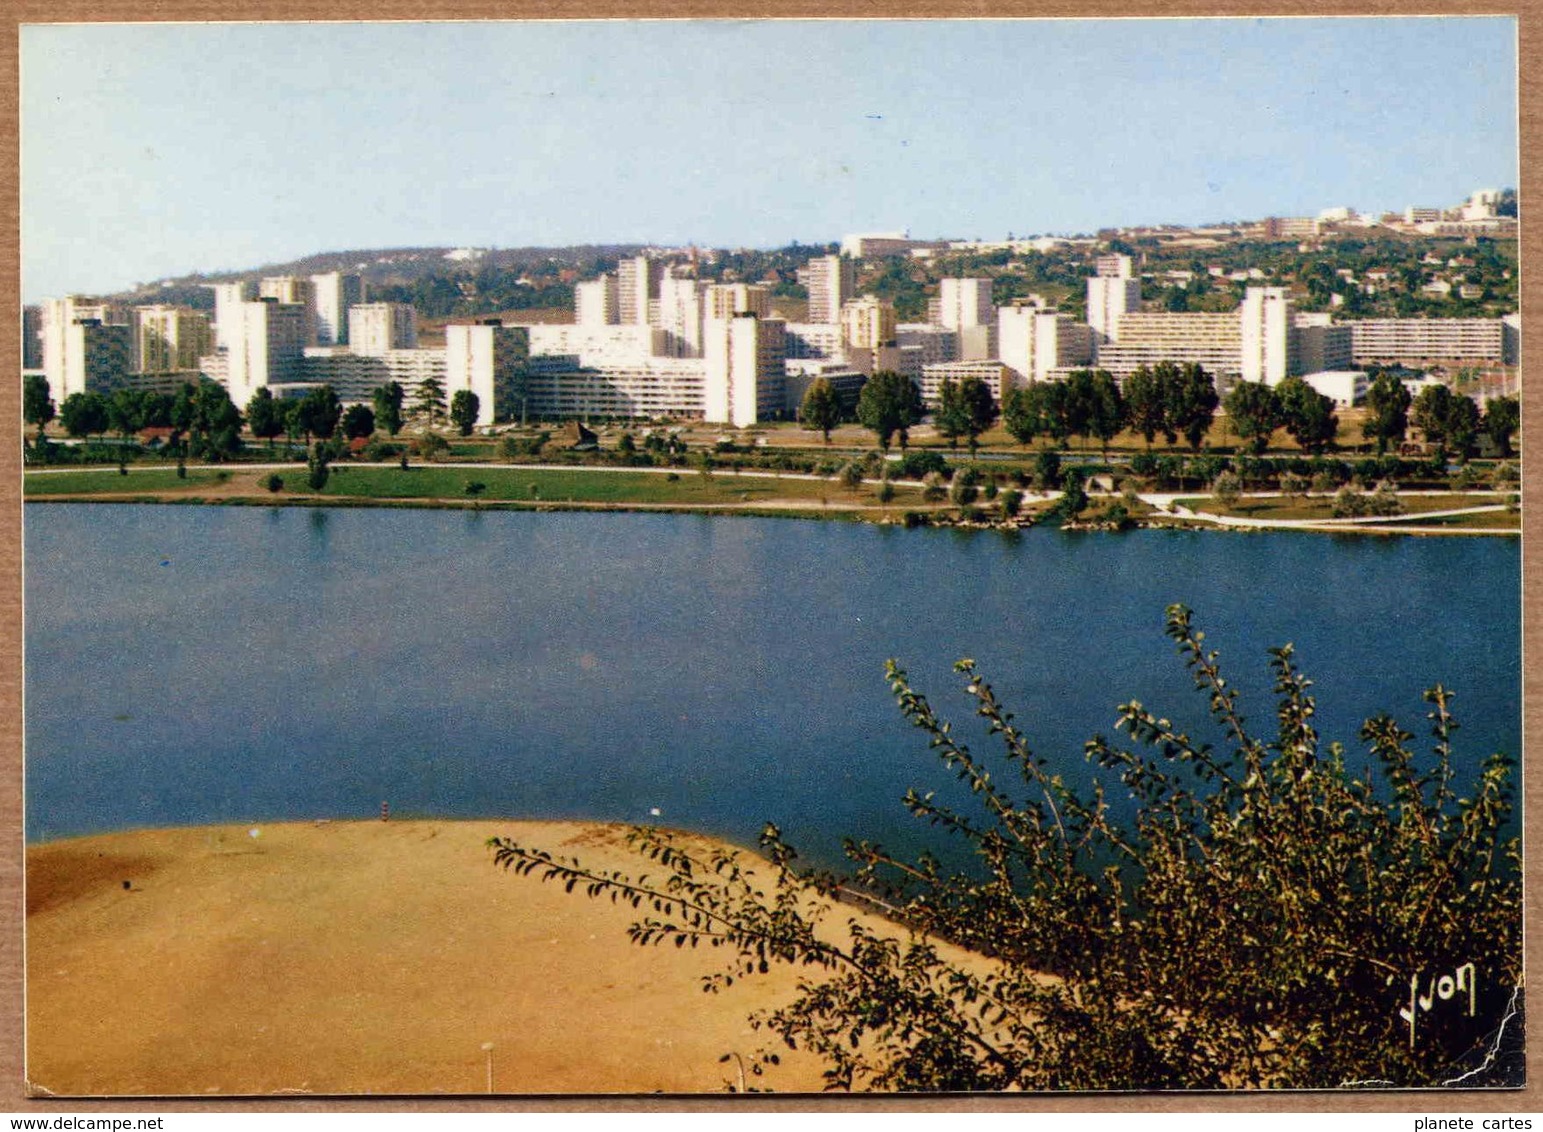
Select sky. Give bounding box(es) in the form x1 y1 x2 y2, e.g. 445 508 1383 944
20 17 1519 302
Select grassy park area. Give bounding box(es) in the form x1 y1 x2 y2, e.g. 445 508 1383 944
26 461 926 514
1182 491 1511 522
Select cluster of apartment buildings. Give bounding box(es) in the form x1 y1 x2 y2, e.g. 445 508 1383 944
27 208 1522 433
28 274 526 428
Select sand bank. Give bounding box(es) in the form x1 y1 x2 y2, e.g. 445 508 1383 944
25 819 870 1097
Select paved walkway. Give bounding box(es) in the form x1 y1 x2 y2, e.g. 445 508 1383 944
1136 491 1515 535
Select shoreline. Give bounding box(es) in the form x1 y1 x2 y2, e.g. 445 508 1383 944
25 818 863 1097
23 490 1519 537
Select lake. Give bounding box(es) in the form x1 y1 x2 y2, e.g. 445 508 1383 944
23 504 1522 867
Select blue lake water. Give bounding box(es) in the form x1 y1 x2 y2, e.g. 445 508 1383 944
23 504 1522 867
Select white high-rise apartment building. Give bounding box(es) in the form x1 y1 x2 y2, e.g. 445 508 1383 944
23 306 42 371
658 271 708 358
310 272 364 346
1094 253 1134 279
1087 256 1142 345
616 256 663 326
799 256 855 324
997 306 1094 386
445 323 530 427
937 278 995 330
1239 287 1296 386
260 276 318 344
62 321 133 398
705 284 771 321
208 281 257 350
219 300 308 408
134 306 214 374
349 303 418 356
895 323 958 368
840 296 897 351
575 277 620 327
1294 313 1354 374
41 296 132 398
703 314 787 427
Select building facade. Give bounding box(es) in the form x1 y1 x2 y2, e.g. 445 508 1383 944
349 303 419 356
444 322 530 426
1086 257 1142 345
134 306 215 375
310 272 364 346
798 255 856 324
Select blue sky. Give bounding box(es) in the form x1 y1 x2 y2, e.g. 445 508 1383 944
21 17 1518 301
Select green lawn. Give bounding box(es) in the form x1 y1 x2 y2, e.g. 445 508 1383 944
24 468 232 496
1186 493 1506 521
315 465 906 507
1389 509 1521 531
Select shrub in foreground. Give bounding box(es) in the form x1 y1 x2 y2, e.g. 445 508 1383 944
491 606 1520 1092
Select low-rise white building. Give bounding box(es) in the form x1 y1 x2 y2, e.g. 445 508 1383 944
1299 370 1367 408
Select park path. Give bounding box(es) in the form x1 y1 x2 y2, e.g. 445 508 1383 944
1138 491 1514 535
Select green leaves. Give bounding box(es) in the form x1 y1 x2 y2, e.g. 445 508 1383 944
491 609 1519 1092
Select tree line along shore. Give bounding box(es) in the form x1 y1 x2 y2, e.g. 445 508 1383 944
22 368 1520 534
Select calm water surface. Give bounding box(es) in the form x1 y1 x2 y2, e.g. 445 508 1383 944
24 505 1521 865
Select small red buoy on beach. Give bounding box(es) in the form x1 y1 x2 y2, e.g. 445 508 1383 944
381 801 390 822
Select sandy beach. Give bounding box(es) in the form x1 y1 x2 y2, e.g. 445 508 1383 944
25 819 872 1097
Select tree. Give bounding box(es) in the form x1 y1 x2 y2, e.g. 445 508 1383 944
1060 370 1099 449
1037 380 1076 448
856 371 922 452
1211 470 1242 510
295 385 343 449
450 390 481 437
1123 364 1171 448
1411 384 1454 448
1169 363 1219 451
246 388 286 450
959 376 999 457
187 380 244 461
23 375 55 443
373 382 406 437
1444 395 1481 464
1031 448 1062 491
1082 370 1124 457
800 378 842 444
1223 381 1282 455
1483 395 1519 459
58 392 109 442
493 607 1520 1091
342 403 376 441
1001 384 1045 447
415 375 448 424
306 451 330 491
932 379 971 451
1276 377 1339 455
106 387 147 440
1057 466 1088 518
1362 372 1412 455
